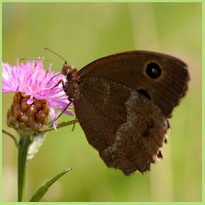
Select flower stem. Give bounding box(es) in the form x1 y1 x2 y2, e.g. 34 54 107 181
18 136 32 202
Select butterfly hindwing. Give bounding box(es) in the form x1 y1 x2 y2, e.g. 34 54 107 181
74 77 168 175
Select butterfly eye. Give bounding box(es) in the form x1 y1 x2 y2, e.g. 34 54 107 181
146 63 161 79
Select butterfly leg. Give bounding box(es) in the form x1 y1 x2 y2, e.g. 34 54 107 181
50 79 63 90
71 117 77 131
54 101 73 123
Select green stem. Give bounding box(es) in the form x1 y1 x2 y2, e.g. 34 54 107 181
18 136 32 202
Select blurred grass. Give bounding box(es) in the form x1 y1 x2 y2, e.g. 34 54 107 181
2 2 202 202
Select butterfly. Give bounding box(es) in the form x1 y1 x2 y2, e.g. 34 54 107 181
59 50 189 175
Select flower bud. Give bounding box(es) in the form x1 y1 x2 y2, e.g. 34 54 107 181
7 92 49 135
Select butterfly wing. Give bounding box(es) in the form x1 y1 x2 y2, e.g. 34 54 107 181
74 77 169 175
78 51 189 117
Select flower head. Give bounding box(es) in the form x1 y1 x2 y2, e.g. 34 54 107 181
2 59 73 130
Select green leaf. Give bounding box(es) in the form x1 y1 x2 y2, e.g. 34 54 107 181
30 168 72 202
2 129 19 148
27 132 47 161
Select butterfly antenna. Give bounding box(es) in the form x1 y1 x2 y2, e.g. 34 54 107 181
20 57 65 65
45 48 67 63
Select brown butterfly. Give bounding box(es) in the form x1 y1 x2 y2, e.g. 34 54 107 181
59 50 189 176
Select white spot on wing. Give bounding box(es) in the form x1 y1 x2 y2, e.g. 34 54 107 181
104 89 139 153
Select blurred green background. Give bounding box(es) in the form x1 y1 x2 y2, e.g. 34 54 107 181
2 2 202 202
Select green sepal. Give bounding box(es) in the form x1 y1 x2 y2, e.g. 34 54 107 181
27 132 47 161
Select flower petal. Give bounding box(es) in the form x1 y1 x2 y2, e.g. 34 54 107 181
27 96 34 104
49 107 57 130
2 59 74 129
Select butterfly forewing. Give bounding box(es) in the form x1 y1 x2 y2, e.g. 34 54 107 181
79 51 189 116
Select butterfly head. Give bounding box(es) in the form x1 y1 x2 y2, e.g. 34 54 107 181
61 61 74 76
61 61 79 101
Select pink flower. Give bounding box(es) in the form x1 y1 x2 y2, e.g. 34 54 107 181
2 59 73 129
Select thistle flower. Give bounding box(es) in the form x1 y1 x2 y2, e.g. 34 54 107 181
2 59 73 133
